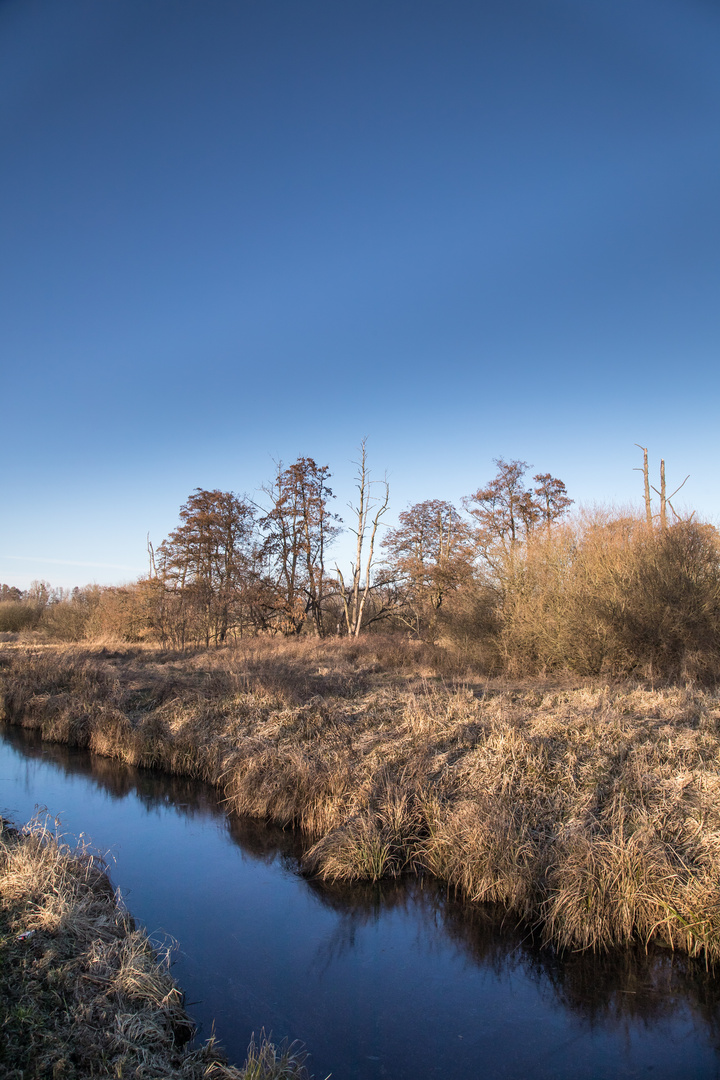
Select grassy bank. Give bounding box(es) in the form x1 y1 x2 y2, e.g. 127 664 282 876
2 637 720 962
0 815 311 1079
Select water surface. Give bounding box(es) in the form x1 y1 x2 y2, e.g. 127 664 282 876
2 723 719 1079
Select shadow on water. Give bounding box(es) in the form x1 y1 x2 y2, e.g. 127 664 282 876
1 721 228 819
309 873 720 1041
3 721 720 1078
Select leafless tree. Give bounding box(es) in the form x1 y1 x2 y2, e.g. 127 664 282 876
634 445 653 527
636 445 690 530
334 440 390 636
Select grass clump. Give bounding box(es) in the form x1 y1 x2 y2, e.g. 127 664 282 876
240 1033 311 1080
0 815 312 1079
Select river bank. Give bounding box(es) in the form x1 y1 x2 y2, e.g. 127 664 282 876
2 637 720 961
0 815 310 1079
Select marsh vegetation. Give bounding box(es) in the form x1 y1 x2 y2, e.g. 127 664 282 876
3 635 720 963
4 450 719 683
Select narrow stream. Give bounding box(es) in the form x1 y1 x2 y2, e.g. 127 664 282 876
2 722 719 1079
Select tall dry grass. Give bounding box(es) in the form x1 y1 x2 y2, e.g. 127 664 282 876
3 638 720 961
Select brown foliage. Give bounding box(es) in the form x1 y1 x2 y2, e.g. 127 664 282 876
497 515 720 678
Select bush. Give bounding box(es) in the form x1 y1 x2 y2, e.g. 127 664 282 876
491 515 720 679
85 584 153 642
39 602 90 642
595 520 720 677
0 602 42 633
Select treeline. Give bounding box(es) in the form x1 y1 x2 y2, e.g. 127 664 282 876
3 447 719 679
0 581 148 642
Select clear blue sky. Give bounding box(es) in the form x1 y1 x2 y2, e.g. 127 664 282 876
2 0 719 589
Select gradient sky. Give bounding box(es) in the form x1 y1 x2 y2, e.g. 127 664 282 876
2 0 719 589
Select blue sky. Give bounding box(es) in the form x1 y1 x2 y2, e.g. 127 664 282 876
2 0 719 589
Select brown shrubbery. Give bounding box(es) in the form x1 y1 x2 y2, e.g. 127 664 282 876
0 601 43 634
495 516 720 679
5 512 720 683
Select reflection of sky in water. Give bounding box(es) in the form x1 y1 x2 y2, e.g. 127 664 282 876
2 723 719 1080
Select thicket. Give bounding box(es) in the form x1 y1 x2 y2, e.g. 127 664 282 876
3 452 718 680
448 513 720 680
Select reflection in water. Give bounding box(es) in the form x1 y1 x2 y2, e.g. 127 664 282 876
3 721 720 1079
2 723 225 817
311 870 720 1038
442 894 720 1039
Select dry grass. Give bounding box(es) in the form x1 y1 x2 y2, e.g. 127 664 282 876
239 1032 311 1080
3 637 720 961
0 814 312 1079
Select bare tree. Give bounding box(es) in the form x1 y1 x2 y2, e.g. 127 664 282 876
636 445 690 530
634 445 653 527
334 439 390 637
651 459 690 529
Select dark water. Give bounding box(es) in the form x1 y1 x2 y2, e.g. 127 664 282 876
2 723 720 1080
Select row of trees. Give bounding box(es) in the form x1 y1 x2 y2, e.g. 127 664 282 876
2 449 573 647
147 457 342 646
0 582 114 638
143 449 576 646
5 445 716 679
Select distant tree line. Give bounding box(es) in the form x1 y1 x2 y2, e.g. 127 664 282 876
3 445 718 678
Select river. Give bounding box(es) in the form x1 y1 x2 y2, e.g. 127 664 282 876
1 722 719 1079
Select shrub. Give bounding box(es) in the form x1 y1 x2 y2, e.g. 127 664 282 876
0 601 42 633
495 515 720 679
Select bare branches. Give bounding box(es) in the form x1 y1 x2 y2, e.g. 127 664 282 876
334 439 390 636
634 444 653 527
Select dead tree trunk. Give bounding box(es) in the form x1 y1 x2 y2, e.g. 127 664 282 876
659 459 667 530
335 439 389 636
635 444 653 527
